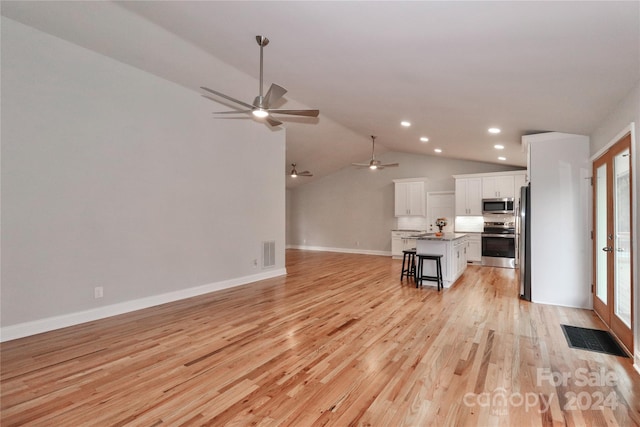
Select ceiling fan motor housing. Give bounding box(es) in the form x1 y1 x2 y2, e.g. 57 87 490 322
256 35 269 47
253 96 266 109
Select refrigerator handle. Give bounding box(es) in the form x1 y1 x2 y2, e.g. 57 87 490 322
515 206 520 265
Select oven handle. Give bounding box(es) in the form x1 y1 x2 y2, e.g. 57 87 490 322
482 234 516 238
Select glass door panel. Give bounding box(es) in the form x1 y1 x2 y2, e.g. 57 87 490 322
595 163 608 303
614 149 631 327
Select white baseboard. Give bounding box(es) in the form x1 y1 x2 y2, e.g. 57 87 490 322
0 268 287 342
530 299 592 310
287 245 391 257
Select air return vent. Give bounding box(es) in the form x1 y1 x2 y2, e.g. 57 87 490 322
262 241 275 268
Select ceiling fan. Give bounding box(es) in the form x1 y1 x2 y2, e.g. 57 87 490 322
289 163 313 177
352 136 399 170
201 35 319 127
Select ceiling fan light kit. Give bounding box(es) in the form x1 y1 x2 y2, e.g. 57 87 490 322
252 109 269 118
352 136 400 170
201 35 319 127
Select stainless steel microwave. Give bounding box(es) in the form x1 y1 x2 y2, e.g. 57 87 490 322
482 198 515 214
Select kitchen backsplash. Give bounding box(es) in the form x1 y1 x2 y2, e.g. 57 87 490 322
400 215 515 233
454 216 484 232
397 216 428 231
397 216 455 232
483 214 516 223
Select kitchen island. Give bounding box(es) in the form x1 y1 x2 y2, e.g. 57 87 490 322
415 233 468 288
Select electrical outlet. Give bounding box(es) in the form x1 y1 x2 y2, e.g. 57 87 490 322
253 258 258 267
94 286 103 299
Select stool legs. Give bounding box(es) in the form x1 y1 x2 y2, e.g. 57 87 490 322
400 252 407 281
400 251 416 282
416 255 443 291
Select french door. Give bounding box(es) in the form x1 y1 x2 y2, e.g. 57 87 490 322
593 133 633 352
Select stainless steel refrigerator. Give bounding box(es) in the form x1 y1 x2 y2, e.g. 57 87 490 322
519 184 531 301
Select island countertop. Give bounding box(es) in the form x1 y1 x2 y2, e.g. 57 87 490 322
415 232 467 241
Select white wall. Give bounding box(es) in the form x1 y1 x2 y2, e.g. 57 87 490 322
287 150 521 253
589 80 640 372
526 133 591 308
1 18 286 340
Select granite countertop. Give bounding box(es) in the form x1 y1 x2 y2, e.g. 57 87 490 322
415 232 468 241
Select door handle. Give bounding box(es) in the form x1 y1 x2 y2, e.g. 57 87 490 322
602 246 613 252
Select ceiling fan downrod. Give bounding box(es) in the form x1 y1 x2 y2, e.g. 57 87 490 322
370 135 377 160
256 35 269 104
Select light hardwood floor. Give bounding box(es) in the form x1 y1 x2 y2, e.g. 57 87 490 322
1 249 639 426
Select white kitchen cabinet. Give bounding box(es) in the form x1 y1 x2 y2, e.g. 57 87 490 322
513 174 527 194
391 231 420 258
453 237 468 277
391 232 404 258
466 233 481 262
455 178 482 215
482 175 515 198
404 238 417 252
513 173 527 210
395 181 425 216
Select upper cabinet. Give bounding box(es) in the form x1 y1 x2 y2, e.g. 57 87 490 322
455 178 482 215
394 180 425 216
454 171 527 216
513 174 527 201
482 175 515 198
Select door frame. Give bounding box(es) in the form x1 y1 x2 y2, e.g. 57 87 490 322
590 123 638 359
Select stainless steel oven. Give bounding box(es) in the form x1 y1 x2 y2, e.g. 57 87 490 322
482 221 516 268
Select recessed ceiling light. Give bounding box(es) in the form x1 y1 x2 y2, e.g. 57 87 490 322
401 121 411 127
488 127 501 134
420 137 429 142
498 156 506 161
494 144 505 150
434 148 442 153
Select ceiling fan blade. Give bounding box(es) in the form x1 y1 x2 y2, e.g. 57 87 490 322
263 83 287 107
268 109 320 117
202 95 223 103
212 110 253 114
265 117 283 127
381 163 399 167
352 163 370 167
299 171 313 176
201 87 254 110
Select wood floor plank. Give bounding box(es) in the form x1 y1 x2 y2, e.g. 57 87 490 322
1 249 639 426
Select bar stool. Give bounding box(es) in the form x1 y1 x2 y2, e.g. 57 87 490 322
400 249 417 282
416 254 444 291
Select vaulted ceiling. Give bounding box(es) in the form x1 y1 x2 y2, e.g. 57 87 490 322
3 1 639 187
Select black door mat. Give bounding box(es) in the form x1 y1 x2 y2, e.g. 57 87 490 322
561 325 629 358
